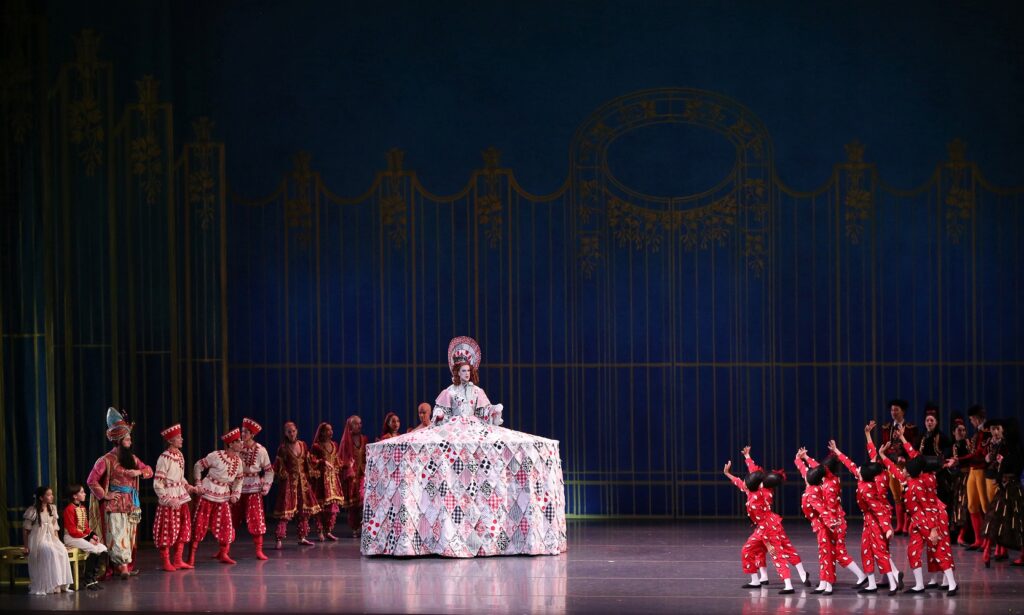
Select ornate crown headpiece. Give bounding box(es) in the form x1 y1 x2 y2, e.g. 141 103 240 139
447 336 482 370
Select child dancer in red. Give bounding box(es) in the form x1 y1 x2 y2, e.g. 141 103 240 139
741 447 809 588
881 425 958 596
828 424 903 595
723 456 804 594
795 448 841 595
800 448 869 589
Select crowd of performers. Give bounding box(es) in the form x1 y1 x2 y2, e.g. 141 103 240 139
724 401 1024 597
19 404 433 595
18 399 1021 597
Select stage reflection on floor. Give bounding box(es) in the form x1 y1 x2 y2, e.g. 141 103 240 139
1 521 1022 614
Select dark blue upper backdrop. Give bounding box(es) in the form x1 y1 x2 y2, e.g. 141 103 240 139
48 0 1024 194
3 1 1022 527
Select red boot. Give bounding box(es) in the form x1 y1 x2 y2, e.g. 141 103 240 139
216 543 236 565
187 541 199 567
968 513 985 549
956 526 970 546
254 536 269 560
159 547 176 572
172 543 193 570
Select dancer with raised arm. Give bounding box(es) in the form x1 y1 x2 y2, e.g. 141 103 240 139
829 424 902 594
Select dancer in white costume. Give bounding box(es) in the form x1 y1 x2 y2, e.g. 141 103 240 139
361 336 567 557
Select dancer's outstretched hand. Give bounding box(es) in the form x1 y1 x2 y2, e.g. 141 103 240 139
740 446 751 458
723 461 732 475
865 420 876 433
827 439 838 452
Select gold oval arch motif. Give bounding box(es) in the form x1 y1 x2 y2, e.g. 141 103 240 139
571 88 772 277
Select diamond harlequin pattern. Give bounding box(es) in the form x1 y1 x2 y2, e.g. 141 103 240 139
361 416 567 557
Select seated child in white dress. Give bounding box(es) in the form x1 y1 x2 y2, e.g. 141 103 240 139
22 486 74 595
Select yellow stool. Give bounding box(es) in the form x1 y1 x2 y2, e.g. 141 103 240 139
0 546 88 591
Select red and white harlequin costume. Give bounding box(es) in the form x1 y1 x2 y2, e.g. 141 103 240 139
232 418 274 560
152 424 194 571
188 429 244 566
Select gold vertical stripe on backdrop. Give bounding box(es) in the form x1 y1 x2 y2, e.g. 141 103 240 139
220 143 230 430
181 150 193 434
41 43 58 490
58 67 77 485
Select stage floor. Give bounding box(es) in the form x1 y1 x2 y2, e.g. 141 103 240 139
1 520 1021 614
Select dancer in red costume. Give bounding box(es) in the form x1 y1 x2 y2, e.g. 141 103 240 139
743 447 808 586
189 428 245 566
829 423 903 595
795 447 844 595
340 415 368 538
801 448 868 588
724 447 808 594
880 424 959 595
152 424 196 571
86 407 153 580
272 421 321 548
312 422 346 542
233 418 274 560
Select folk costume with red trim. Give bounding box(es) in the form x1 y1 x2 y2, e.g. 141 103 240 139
340 417 368 536
188 429 245 566
312 422 346 541
232 418 274 560
152 424 194 571
272 427 321 545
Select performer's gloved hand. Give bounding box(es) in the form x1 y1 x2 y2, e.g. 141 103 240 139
489 404 504 426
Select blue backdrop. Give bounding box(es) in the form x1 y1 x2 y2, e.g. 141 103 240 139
2 2 1023 542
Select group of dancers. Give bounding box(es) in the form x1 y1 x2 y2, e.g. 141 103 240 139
724 401 1024 597
19 407 401 595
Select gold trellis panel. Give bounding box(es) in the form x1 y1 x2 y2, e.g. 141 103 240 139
570 88 774 277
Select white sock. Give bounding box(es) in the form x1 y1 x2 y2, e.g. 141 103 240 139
845 561 866 582
794 562 807 581
911 567 924 590
758 567 768 582
929 572 941 586
866 574 877 590
887 571 899 588
750 573 760 584
816 580 827 591
824 581 833 592
943 568 957 591
784 577 793 590
889 558 900 574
